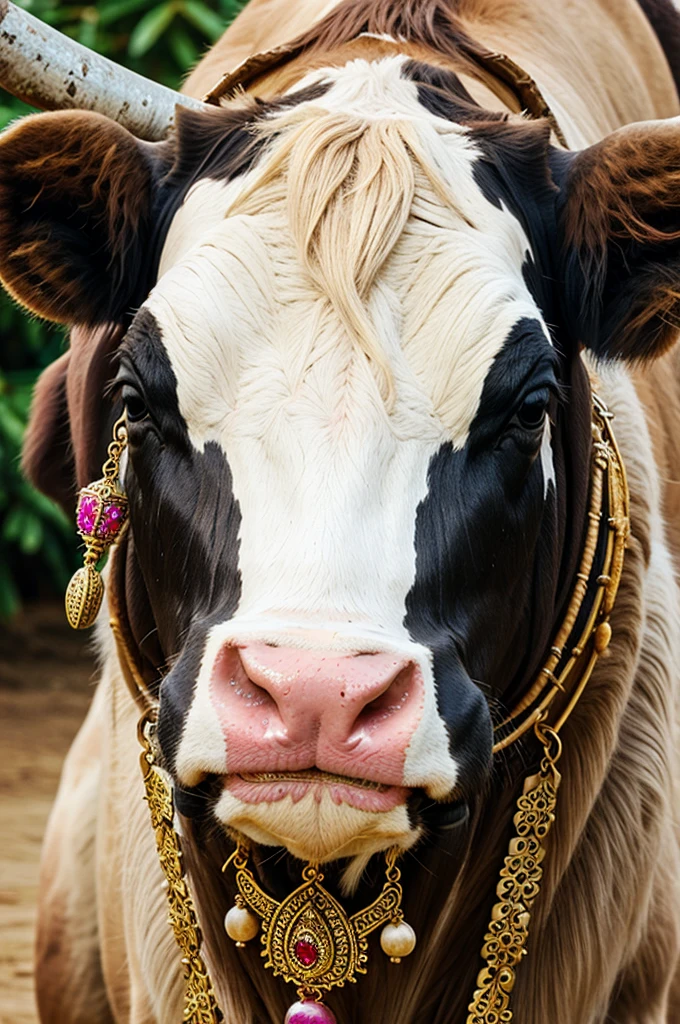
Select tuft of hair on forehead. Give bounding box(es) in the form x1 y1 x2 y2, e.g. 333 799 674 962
225 98 461 408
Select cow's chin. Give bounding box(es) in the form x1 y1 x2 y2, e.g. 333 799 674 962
213 787 420 874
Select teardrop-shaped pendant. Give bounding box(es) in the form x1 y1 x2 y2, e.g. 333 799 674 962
224 844 412 1024
65 563 104 629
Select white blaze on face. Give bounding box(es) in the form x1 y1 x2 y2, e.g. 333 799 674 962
144 56 553 862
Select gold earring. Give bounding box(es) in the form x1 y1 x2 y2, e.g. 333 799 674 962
65 416 128 629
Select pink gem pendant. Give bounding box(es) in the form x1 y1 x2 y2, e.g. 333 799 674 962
65 417 128 630
75 482 128 547
76 489 127 542
284 1000 337 1024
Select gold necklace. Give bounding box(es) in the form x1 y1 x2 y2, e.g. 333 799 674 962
68 391 629 1023
223 842 413 1023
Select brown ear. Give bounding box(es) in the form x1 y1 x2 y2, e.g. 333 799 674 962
22 352 75 510
556 117 680 360
22 324 126 511
0 110 157 324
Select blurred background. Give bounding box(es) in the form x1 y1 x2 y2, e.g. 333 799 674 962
0 0 246 620
0 2 244 1020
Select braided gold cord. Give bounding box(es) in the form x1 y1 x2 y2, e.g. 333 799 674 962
493 393 630 751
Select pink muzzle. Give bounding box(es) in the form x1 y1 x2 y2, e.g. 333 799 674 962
210 643 425 801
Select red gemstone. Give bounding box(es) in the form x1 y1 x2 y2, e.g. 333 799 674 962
294 939 318 967
98 502 124 538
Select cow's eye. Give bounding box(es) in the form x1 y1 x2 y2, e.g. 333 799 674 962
122 385 149 423
512 388 549 433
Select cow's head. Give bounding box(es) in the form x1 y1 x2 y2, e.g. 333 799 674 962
3 57 679 868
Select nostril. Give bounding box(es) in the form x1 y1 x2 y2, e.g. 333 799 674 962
227 676 271 707
211 646 276 713
353 665 413 733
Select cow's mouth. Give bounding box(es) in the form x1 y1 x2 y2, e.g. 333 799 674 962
238 769 390 791
224 768 409 814
215 767 419 864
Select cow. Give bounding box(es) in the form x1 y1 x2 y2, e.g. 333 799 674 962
0 0 679 1021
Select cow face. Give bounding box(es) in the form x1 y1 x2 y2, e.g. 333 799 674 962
3 56 679 867
117 58 567 863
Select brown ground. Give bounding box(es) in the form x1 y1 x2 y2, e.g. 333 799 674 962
0 604 95 1024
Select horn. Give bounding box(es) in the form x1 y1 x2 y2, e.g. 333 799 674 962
0 0 210 140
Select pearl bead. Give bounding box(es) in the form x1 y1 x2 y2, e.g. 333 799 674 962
380 920 416 962
224 905 259 945
284 1000 337 1023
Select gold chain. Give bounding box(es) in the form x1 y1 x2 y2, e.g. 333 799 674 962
99 415 128 487
493 393 630 750
138 713 223 1024
466 720 562 1023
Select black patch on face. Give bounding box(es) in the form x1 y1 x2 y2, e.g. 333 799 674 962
401 59 505 122
401 73 593 708
404 318 563 790
468 120 559 316
117 309 242 770
404 58 560 320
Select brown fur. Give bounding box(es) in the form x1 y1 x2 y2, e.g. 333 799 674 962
21 323 127 519
35 684 115 1024
184 0 680 140
636 345 680 566
561 118 680 358
638 0 680 97
21 352 75 511
0 110 153 323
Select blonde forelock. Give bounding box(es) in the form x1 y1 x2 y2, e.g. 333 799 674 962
226 103 459 408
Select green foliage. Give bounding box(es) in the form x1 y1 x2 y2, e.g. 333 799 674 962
0 0 245 617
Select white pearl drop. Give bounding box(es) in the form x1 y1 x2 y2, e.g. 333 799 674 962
380 920 416 960
224 905 260 944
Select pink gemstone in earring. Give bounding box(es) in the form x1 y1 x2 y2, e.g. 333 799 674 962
98 501 126 538
284 1000 337 1024
76 493 100 535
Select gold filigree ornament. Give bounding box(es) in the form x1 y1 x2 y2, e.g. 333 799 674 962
466 719 562 1024
65 416 129 629
222 843 415 1022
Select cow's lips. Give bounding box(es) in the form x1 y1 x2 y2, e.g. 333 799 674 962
225 769 410 812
